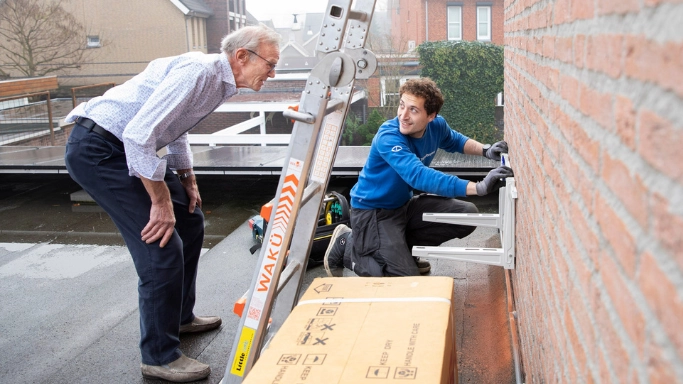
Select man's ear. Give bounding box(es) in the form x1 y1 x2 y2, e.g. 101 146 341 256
427 112 437 123
235 48 249 63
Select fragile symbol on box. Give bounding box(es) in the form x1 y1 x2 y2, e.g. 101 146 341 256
395 367 417 379
367 366 390 378
277 354 301 365
303 354 326 365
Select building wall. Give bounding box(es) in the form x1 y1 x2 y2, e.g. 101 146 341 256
391 0 504 51
59 0 208 86
505 0 683 382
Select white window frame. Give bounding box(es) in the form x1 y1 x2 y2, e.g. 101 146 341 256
86 35 101 48
477 6 491 41
380 76 420 107
447 6 462 41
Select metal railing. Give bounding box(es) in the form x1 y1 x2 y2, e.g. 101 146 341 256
0 91 55 145
71 83 115 109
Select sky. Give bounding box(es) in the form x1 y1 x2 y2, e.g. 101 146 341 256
246 0 387 28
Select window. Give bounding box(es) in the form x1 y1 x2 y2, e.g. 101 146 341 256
447 6 462 41
86 35 101 48
477 6 491 41
380 76 420 107
381 78 401 107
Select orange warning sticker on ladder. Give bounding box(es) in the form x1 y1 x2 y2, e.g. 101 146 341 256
244 158 303 330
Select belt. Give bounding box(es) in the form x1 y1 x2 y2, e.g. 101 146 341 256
75 117 123 147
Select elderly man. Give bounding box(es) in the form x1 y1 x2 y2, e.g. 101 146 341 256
324 78 513 278
64 25 280 382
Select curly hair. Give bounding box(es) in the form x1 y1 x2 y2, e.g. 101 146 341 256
399 78 444 116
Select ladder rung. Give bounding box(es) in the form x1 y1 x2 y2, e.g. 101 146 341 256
276 260 302 295
422 212 500 228
282 109 315 124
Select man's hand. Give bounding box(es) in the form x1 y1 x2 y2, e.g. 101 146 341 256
476 166 514 196
484 141 508 161
180 174 202 213
140 177 176 248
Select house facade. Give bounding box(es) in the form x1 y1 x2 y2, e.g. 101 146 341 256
59 0 247 86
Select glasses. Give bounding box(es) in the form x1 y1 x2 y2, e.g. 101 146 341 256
246 49 277 72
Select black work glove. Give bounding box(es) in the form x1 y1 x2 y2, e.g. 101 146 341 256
484 141 508 161
476 166 514 196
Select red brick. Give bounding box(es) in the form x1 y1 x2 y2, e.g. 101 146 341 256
638 110 683 182
599 254 645 355
569 206 600 264
580 81 614 130
644 0 683 7
625 36 683 98
555 36 574 64
596 302 636 383
572 0 595 20
601 153 649 228
598 350 615 383
614 95 636 149
645 339 679 384
651 192 683 267
573 34 586 68
567 118 601 172
597 0 640 15
595 195 638 276
561 153 594 210
559 75 580 110
586 34 623 79
543 35 556 58
639 252 683 357
553 0 572 25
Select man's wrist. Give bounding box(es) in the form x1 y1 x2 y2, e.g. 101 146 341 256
177 170 194 180
482 144 491 157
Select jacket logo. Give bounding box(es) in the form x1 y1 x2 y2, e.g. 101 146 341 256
391 146 402 152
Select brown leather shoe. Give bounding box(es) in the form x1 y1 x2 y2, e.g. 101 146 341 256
179 315 222 334
141 354 210 382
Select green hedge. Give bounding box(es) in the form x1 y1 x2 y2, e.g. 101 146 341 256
417 41 504 144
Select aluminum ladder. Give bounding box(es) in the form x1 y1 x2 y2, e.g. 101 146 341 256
221 1 378 382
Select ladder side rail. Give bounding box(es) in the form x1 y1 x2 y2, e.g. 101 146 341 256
223 84 331 383
269 98 354 335
265 0 378 339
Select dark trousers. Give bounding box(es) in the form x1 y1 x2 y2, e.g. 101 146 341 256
64 123 204 365
346 194 478 276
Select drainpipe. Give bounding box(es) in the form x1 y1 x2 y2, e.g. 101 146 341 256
425 0 428 42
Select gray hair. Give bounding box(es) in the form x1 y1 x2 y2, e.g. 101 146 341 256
220 25 281 56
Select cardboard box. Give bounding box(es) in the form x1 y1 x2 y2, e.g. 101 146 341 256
243 276 457 384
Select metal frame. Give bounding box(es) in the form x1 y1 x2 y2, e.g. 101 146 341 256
412 176 518 269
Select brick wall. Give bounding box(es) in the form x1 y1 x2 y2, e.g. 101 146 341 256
505 0 683 382
391 0 504 49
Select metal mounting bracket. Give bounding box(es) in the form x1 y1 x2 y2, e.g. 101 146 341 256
412 174 518 270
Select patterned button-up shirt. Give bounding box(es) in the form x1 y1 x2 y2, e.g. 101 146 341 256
66 52 238 181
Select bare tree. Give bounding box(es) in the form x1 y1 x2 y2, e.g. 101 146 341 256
0 0 93 77
366 30 416 120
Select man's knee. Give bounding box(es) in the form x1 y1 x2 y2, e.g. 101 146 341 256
462 201 479 214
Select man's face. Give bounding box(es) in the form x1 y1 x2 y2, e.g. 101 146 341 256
397 92 436 138
241 43 279 91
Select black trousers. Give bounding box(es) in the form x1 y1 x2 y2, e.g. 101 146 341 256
64 123 204 365
346 194 478 276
